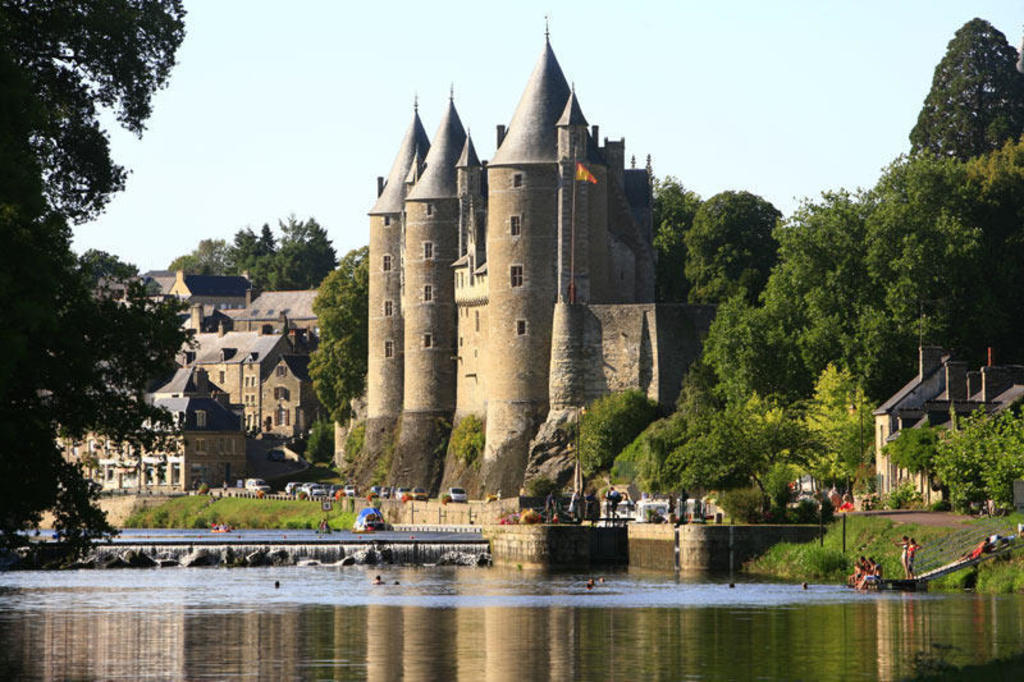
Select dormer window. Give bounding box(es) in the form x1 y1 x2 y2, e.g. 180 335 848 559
196 410 207 428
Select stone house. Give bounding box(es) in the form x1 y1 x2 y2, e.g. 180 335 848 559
165 270 252 311
226 289 319 335
874 345 1024 504
261 354 322 436
63 383 245 492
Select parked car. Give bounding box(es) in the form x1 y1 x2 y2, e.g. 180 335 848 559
395 487 412 500
343 484 357 497
301 483 327 498
284 482 303 496
369 485 384 498
411 487 429 501
447 487 468 503
244 478 270 493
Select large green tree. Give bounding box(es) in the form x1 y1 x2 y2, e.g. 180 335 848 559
910 18 1024 160
227 223 277 287
309 246 369 423
0 1 187 553
684 190 780 304
167 238 230 275
652 177 702 302
271 216 337 289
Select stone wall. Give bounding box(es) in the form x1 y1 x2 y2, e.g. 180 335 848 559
38 494 177 529
483 524 627 569
628 523 821 572
377 498 519 527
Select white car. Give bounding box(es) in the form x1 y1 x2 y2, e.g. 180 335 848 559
244 478 271 493
343 484 357 497
447 487 468 503
284 482 303 496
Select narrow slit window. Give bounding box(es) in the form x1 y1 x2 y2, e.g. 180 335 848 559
423 242 433 259
423 334 433 348
516 320 527 336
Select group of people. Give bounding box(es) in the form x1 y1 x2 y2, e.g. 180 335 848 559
896 536 921 579
849 556 884 590
960 533 1011 561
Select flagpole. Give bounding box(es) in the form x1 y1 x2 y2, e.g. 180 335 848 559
569 143 577 304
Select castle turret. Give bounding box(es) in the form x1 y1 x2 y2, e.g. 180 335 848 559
482 38 571 494
395 95 467 489
366 106 429 462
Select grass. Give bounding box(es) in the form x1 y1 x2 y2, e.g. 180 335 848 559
125 496 356 530
274 464 344 487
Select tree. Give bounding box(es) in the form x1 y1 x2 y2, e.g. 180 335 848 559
884 426 939 474
910 18 1024 160
271 216 337 289
0 2 187 553
167 238 230 275
804 364 871 484
78 249 139 285
227 224 276 287
309 246 369 423
684 190 780 304
579 390 661 476
306 418 335 465
652 177 702 302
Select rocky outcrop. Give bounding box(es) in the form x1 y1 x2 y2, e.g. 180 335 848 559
523 410 577 492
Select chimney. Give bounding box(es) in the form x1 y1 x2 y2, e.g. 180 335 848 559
245 287 252 308
981 365 1012 403
496 124 506 147
918 346 944 378
217 321 226 337
189 303 203 331
194 368 210 395
966 370 981 399
377 176 385 197
591 125 599 142
944 360 968 401
988 346 994 367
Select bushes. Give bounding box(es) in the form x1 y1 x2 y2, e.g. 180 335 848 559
450 415 485 469
884 481 924 510
718 487 763 523
580 390 661 476
526 476 559 498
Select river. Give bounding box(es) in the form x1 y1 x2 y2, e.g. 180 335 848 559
1 565 1022 679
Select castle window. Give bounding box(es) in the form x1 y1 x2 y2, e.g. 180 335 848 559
384 300 393 317
459 336 463 347
423 334 433 348
426 203 434 216
510 265 524 288
384 340 394 358
382 255 392 272
512 173 523 188
423 285 433 302
510 215 521 236
475 310 480 332
516 320 527 336
423 242 433 259
384 216 391 226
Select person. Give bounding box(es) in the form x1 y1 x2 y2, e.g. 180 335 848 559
848 556 868 588
318 518 328 533
606 487 621 517
906 538 921 579
568 490 579 521
372 575 384 585
894 536 910 578
858 558 882 590
585 578 595 591
584 491 597 524
544 491 555 520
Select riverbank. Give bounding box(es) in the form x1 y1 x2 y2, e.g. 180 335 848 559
124 496 355 531
746 513 1024 593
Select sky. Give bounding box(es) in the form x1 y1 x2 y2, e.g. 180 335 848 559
71 0 1024 273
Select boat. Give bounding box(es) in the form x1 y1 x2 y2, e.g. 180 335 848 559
353 507 386 533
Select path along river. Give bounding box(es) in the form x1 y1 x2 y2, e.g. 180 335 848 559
3 558 1024 680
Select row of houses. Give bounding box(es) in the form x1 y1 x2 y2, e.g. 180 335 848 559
63 273 325 492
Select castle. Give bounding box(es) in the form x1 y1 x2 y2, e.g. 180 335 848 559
366 37 713 495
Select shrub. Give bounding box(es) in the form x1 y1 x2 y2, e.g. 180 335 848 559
884 481 924 510
764 463 797 512
790 499 819 524
580 390 661 476
929 498 951 512
718 486 763 523
450 415 485 469
526 476 559 499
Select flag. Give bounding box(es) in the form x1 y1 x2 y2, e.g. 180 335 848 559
575 162 597 184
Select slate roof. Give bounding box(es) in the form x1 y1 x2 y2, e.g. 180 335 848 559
184 331 283 366
556 89 587 127
281 354 312 383
142 270 176 296
370 109 431 215
151 367 201 397
183 274 252 297
490 39 571 166
407 98 467 201
456 133 481 169
236 290 317 322
154 396 242 432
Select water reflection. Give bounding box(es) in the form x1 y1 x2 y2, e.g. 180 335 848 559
2 569 1024 680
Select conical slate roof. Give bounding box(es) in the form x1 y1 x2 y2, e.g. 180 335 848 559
556 89 587 127
456 132 480 168
407 98 467 201
490 40 571 166
369 108 431 215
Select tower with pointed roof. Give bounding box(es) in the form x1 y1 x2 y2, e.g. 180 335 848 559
364 36 709 496
366 105 429 457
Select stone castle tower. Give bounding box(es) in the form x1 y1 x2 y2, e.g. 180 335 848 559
366 38 713 495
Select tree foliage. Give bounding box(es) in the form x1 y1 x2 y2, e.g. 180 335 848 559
579 390 660 476
910 18 1024 160
652 177 702 302
0 1 188 552
306 417 335 465
78 248 139 285
684 190 780 304
308 246 369 423
804 364 872 483
167 238 230 275
885 426 940 474
932 408 1024 511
